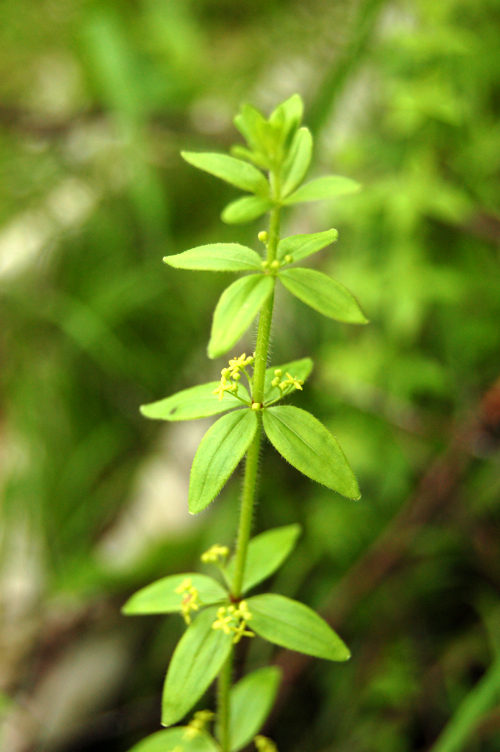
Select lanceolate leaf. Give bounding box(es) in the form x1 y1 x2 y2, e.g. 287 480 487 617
140 382 250 422
269 94 304 143
122 573 227 615
263 357 314 403
126 728 221 752
189 410 258 514
164 244 262 273
262 406 360 499
283 175 360 205
181 151 269 196
280 127 313 199
222 196 273 224
162 607 233 727
277 229 338 264
226 524 301 594
246 594 351 661
278 268 368 324
234 103 269 155
208 274 274 359
229 667 282 752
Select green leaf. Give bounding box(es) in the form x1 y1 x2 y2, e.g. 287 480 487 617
269 94 304 142
262 406 360 499
126 727 221 752
278 268 368 324
234 103 269 155
229 667 282 752
162 607 233 727
283 175 360 205
208 275 274 359
226 524 301 594
263 357 314 403
246 594 351 661
189 410 258 514
182 151 269 196
221 196 273 224
281 128 313 198
277 229 338 264
164 244 262 273
231 144 269 171
122 573 227 615
140 382 250 422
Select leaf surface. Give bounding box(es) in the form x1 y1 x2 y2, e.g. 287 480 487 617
277 229 338 264
283 175 360 205
262 406 360 499
164 244 262 273
126 727 220 752
263 357 313 403
229 667 282 752
208 275 274 359
278 268 368 324
122 573 227 615
140 382 250 422
162 607 233 727
182 151 268 195
280 127 313 198
226 524 301 594
247 593 351 661
222 196 273 224
189 410 258 514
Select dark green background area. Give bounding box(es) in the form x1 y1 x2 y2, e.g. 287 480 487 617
1 1 500 751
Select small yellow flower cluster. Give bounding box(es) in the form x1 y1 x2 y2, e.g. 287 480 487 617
212 600 255 644
201 544 230 564
271 369 304 393
212 353 254 401
174 578 200 625
254 735 278 751
183 710 214 740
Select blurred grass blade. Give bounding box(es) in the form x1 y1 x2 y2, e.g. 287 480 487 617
247 594 351 661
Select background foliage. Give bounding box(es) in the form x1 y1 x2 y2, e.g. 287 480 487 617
1 0 499 750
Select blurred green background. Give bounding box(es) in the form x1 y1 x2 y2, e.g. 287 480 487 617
1 0 500 750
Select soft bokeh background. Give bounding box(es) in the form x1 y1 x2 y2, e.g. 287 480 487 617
1 0 500 750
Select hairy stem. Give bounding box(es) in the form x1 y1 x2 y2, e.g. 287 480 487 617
218 199 281 749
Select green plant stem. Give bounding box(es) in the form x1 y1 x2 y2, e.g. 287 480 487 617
218 201 281 751
216 652 233 751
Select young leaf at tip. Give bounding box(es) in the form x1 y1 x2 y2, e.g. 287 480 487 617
283 174 360 205
164 243 263 273
263 405 360 499
189 410 258 514
140 381 250 422
182 151 269 196
162 606 233 727
280 127 313 199
246 593 351 661
278 267 368 324
226 524 302 594
229 667 282 752
208 274 274 359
